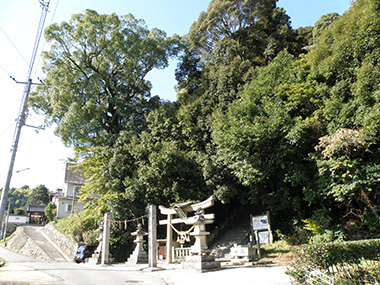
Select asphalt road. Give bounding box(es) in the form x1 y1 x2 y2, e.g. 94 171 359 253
0 246 167 285
0 246 292 285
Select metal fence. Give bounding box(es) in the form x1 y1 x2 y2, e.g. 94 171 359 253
305 266 335 285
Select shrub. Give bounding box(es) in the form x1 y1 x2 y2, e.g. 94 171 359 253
14 208 27 215
55 207 102 244
340 259 380 284
309 229 345 244
44 202 57 222
286 239 380 283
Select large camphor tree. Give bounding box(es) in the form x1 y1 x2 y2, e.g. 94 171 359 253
30 9 181 147
29 10 182 257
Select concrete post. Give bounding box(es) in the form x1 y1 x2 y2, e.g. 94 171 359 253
101 213 110 265
255 230 261 260
148 205 157 268
267 211 273 244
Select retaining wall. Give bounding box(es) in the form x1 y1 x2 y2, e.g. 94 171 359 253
43 223 78 258
6 227 50 262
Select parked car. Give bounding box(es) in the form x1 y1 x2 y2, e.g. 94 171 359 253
74 245 93 263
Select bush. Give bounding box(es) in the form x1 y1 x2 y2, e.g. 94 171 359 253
55 207 102 244
309 229 345 244
286 239 380 283
14 208 27 215
45 202 57 222
340 259 380 284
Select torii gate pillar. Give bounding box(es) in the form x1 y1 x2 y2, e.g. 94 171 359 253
166 214 173 264
148 205 157 268
101 212 110 265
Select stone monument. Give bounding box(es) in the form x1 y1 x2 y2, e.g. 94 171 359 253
127 223 148 264
101 212 111 265
88 223 103 264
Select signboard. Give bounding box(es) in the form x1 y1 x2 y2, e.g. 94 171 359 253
252 215 269 231
258 231 269 244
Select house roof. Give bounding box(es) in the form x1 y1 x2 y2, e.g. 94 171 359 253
64 163 86 185
26 205 46 213
9 214 29 217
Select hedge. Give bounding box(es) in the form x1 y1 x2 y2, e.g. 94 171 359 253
286 239 380 284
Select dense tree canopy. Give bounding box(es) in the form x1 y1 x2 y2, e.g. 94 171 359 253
30 9 182 147
33 0 380 257
187 0 298 63
0 187 30 209
27 185 49 206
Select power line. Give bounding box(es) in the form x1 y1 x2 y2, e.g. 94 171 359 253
35 0 60 80
0 64 12 78
0 0 51 236
1 0 60 83
0 27 29 67
0 121 16 138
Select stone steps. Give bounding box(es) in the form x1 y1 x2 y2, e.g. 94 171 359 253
210 213 252 260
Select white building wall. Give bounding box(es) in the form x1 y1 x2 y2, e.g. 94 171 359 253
8 215 29 224
63 184 81 198
54 196 85 219
54 197 72 219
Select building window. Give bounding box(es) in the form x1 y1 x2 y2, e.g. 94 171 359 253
65 204 72 212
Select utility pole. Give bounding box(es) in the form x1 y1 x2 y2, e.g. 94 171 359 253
3 201 11 241
71 187 76 215
0 1 50 232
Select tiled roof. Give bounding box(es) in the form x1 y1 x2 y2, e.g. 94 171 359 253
26 205 46 212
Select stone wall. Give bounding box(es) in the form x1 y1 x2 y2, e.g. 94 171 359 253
6 227 50 262
5 224 18 237
43 223 78 258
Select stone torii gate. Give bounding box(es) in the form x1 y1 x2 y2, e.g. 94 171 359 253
159 195 216 264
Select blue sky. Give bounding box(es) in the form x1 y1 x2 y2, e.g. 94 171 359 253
0 0 351 191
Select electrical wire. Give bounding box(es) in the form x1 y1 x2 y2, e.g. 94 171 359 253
1 0 60 82
0 27 29 67
34 0 60 80
0 63 12 77
0 121 16 138
11 1 51 150
0 0 52 234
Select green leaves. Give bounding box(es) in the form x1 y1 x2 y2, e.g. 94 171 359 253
314 127 380 220
27 185 50 206
45 202 57 222
31 0 380 246
211 51 319 212
30 10 182 147
287 239 380 283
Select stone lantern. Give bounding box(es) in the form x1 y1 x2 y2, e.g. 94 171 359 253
182 208 220 271
185 208 214 255
127 223 148 264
